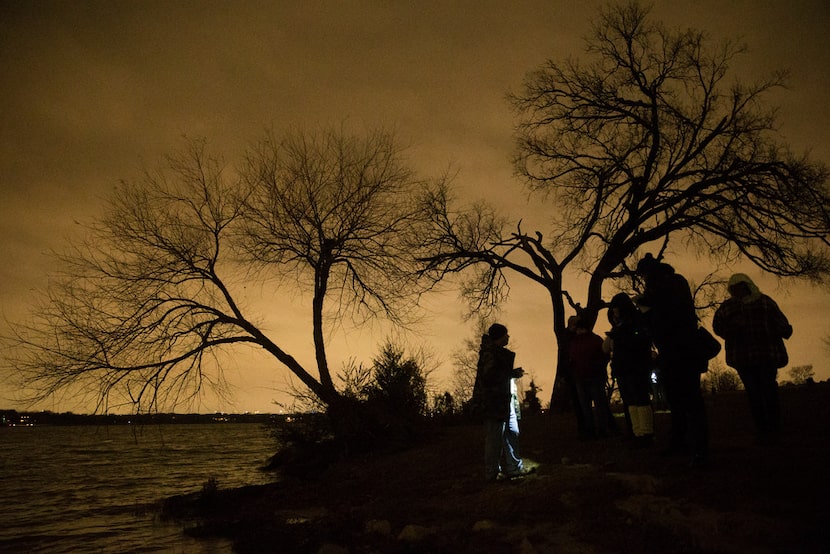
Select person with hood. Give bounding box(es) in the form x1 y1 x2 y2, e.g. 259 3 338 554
604 293 655 446
474 323 533 481
713 274 793 442
636 254 709 467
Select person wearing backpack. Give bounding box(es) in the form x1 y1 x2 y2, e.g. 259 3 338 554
636 254 710 467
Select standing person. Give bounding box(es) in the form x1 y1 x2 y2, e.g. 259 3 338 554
567 317 612 439
604 293 655 446
475 323 533 482
557 315 589 436
636 254 709 467
713 273 793 443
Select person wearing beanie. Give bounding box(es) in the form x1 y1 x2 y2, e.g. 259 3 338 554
713 273 793 443
474 323 534 481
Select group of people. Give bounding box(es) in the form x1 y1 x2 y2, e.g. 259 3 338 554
474 254 793 482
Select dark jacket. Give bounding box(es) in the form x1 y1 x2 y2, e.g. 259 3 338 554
474 335 518 420
639 264 701 371
567 331 609 382
607 318 652 379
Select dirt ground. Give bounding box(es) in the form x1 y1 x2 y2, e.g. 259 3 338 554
163 383 830 553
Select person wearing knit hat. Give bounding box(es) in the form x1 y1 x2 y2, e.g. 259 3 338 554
604 293 655 446
636 255 710 467
713 274 793 443
487 323 508 341
473 323 535 481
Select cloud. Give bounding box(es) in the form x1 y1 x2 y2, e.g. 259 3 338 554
1 1 827 412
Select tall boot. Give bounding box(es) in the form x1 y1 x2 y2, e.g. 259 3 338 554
628 406 642 438
639 405 654 438
635 405 654 447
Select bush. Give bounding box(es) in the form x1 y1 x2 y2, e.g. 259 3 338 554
702 360 743 393
268 341 434 475
365 342 428 420
789 365 815 385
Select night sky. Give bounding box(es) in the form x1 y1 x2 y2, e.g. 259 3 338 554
1 1 828 413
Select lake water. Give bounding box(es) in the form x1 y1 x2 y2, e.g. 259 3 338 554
0 423 278 553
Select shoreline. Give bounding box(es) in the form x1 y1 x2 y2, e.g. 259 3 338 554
162 384 830 553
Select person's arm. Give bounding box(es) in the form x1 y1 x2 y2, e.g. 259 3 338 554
767 297 793 339
602 334 613 355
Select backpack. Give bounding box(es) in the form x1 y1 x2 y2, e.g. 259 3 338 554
695 326 722 371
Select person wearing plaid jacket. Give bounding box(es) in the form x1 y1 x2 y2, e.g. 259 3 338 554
713 273 793 442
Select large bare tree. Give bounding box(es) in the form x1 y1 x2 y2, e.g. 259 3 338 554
419 2 830 406
5 127 437 413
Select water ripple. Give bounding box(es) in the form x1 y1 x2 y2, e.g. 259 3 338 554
0 423 277 553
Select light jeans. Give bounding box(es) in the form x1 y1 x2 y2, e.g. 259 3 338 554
484 401 523 480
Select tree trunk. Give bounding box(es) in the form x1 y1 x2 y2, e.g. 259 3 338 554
313 264 334 392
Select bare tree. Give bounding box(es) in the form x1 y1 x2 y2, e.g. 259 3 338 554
5 127 439 414
420 2 830 407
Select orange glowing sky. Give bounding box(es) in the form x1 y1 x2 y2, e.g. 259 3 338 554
1 1 828 413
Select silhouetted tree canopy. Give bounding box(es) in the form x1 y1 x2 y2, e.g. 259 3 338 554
5 126 442 414
419 1 830 407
